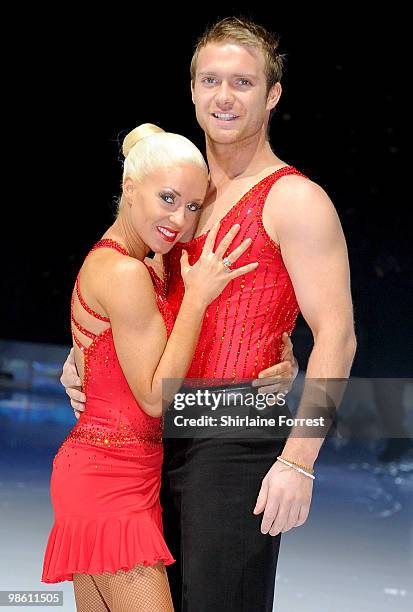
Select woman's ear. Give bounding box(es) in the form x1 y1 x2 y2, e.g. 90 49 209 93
123 176 135 206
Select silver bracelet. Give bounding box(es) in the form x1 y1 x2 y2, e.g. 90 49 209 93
277 456 315 480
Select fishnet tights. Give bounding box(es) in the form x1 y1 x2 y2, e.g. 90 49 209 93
73 562 174 611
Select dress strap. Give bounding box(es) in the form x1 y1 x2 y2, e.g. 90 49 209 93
74 238 130 322
75 278 110 322
70 288 97 351
90 238 129 257
71 238 129 349
71 311 97 339
72 332 87 352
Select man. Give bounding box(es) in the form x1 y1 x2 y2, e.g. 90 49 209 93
62 17 356 611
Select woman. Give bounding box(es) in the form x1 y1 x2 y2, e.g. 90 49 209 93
41 123 258 611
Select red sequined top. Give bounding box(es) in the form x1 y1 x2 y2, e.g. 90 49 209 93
163 167 307 382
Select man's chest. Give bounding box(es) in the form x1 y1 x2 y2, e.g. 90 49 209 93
193 168 283 238
194 186 257 238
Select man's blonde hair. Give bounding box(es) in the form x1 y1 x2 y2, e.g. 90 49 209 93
190 16 285 94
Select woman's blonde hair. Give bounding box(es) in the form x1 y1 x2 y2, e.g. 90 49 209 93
122 123 208 182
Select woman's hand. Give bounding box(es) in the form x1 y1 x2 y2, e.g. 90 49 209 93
252 333 299 396
180 222 258 306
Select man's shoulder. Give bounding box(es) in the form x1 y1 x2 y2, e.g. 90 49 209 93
271 171 317 193
266 173 332 211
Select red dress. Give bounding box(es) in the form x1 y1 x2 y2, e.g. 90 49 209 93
164 166 307 381
42 239 175 584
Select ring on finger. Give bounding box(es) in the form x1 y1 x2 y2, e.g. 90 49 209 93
222 257 232 272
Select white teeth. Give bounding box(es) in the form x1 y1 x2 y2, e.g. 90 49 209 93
158 227 175 238
213 113 237 120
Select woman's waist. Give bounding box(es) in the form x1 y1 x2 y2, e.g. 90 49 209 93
64 416 163 449
83 394 161 426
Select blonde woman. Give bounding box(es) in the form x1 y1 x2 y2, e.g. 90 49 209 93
42 124 257 611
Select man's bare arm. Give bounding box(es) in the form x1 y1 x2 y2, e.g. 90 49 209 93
254 176 356 535
269 176 356 463
60 348 86 418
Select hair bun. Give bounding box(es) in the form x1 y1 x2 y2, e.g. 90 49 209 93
122 123 165 157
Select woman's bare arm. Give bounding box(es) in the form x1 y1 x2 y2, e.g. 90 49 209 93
101 256 205 417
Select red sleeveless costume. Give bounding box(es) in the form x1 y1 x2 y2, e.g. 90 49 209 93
164 166 306 382
42 239 175 584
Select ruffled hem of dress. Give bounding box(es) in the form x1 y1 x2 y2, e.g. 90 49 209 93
41 511 175 584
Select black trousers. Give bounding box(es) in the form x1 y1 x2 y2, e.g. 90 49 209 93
161 435 287 612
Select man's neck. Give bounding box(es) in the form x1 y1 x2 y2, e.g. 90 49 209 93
205 132 282 190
